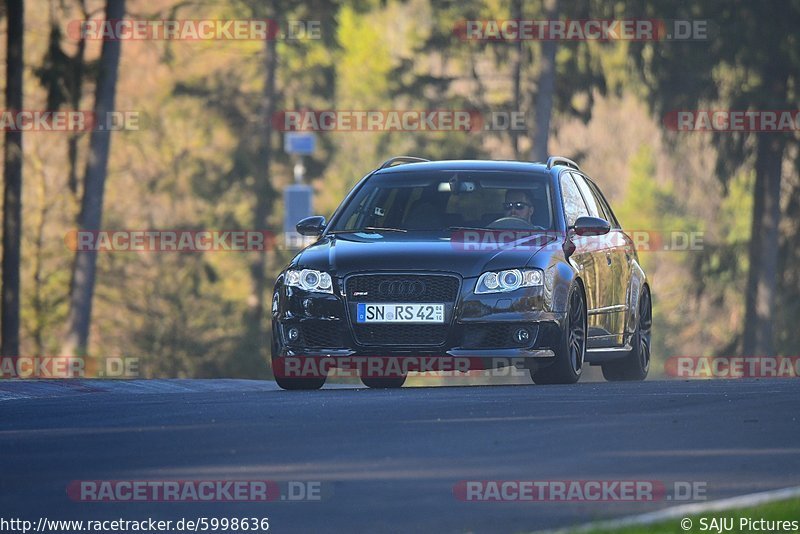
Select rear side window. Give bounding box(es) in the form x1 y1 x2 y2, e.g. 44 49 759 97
559 172 589 227
585 179 620 228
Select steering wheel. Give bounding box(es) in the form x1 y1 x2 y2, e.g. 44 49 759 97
487 216 539 230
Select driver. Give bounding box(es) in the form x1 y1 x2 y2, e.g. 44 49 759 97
503 190 534 223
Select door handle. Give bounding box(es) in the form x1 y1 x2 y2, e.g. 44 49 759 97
606 252 612 266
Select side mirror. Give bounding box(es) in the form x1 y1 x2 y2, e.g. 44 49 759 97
296 216 327 237
573 216 611 237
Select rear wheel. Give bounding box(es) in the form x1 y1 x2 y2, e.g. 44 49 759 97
601 286 651 381
532 282 586 385
360 375 407 389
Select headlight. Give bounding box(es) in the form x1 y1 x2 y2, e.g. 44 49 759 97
285 269 333 294
475 268 543 294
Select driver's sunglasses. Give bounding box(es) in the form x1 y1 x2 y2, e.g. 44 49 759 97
503 201 531 210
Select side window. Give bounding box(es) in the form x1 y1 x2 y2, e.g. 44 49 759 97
559 172 589 227
571 173 601 218
586 180 620 228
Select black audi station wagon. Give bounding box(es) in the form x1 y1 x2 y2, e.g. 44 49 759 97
271 156 652 389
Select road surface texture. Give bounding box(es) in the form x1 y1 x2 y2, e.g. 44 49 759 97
1 379 798 533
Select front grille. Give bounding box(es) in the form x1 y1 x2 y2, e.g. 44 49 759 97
460 323 538 349
346 274 459 302
347 274 460 346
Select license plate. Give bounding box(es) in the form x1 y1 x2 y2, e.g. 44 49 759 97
356 303 445 323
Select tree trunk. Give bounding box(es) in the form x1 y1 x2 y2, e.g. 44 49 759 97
510 0 523 159
742 62 788 357
68 0 88 199
63 0 125 356
742 132 785 356
1 0 24 358
530 0 557 162
247 19 278 349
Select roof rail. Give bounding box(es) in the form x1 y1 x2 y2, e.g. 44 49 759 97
545 156 580 171
378 156 430 170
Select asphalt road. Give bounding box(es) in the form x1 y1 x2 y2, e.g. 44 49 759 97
1 379 799 533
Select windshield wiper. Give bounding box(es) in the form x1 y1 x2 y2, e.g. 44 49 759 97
361 226 407 233
328 226 407 234
448 226 492 231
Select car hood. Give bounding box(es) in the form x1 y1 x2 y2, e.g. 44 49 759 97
294 231 560 278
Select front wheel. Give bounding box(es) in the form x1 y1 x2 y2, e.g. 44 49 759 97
602 286 651 381
532 282 586 385
271 337 327 390
360 375 407 389
274 372 327 391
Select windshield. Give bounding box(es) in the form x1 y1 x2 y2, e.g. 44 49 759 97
328 170 555 232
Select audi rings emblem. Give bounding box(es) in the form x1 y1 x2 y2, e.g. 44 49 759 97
377 280 426 298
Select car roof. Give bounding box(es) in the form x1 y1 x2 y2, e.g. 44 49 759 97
373 159 554 175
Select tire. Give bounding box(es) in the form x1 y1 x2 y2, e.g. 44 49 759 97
601 286 651 381
360 375 407 389
271 337 326 390
274 372 326 391
532 282 586 385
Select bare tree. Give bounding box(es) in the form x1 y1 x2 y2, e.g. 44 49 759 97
741 48 790 357
63 0 126 355
1 0 24 358
743 131 786 356
68 0 90 199
510 0 523 159
246 3 279 354
242 3 282 362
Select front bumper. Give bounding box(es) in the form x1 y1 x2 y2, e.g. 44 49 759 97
272 275 565 366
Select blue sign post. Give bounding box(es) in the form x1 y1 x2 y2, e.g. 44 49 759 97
283 132 316 155
283 132 316 247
